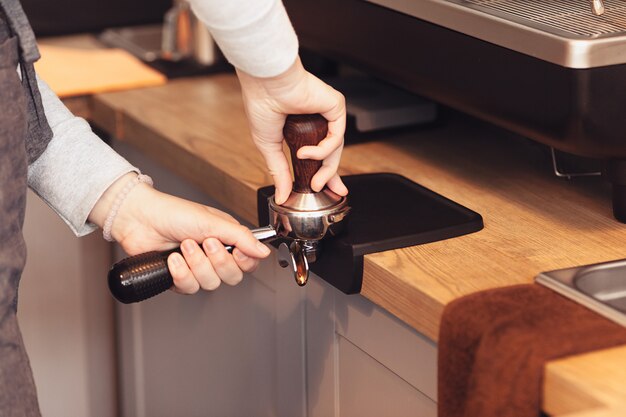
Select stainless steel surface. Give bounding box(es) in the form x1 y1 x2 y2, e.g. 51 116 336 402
277 241 310 286
282 188 344 211
162 0 215 64
290 241 310 286
222 225 278 252
250 225 279 242
536 259 626 327
269 190 350 242
269 188 350 286
550 148 603 179
100 25 163 62
591 0 606 16
366 0 626 68
301 240 320 263
101 1 215 65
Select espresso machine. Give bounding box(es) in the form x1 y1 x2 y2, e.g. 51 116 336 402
284 0 626 222
109 114 350 303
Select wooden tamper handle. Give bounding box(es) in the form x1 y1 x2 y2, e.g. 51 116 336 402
283 114 328 193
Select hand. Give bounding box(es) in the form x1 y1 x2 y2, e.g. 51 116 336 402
89 174 271 293
236 57 349 204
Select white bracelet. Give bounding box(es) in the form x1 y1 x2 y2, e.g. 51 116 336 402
103 173 154 242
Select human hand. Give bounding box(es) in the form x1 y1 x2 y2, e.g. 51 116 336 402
89 173 271 293
236 57 348 204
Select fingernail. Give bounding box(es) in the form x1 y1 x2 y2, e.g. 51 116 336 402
170 254 183 267
204 239 220 254
256 242 271 256
234 251 249 261
182 240 196 254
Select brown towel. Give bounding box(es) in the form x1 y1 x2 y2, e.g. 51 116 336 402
438 284 626 417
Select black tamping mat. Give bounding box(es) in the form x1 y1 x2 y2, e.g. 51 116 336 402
257 173 483 294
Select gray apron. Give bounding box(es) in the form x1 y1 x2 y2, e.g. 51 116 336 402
0 1 53 415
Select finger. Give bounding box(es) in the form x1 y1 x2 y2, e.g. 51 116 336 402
180 239 221 291
168 252 200 294
254 139 293 205
296 116 345 161
304 75 346 125
310 147 344 192
273 170 293 206
296 134 343 161
203 238 244 286
207 221 272 260
232 248 260 273
320 90 347 127
325 174 348 196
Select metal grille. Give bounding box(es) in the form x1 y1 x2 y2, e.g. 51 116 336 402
463 0 626 37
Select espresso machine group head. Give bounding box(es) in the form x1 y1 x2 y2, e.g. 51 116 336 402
108 114 349 303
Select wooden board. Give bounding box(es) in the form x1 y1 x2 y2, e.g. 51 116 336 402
544 345 626 417
35 44 166 98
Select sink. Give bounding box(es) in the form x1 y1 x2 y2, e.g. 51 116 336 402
536 260 626 327
574 262 626 313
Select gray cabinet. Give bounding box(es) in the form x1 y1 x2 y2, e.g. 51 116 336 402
116 251 307 417
19 191 117 417
114 141 307 417
115 140 437 417
305 276 437 417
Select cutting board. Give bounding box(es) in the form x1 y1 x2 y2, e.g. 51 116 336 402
34 44 167 98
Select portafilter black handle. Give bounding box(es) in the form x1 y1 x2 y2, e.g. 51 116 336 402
108 226 277 304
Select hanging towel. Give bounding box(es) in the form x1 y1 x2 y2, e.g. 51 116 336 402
438 283 626 417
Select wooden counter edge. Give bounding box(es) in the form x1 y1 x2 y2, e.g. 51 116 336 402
543 345 626 417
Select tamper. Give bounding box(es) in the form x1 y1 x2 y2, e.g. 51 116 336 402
107 114 349 303
270 114 350 286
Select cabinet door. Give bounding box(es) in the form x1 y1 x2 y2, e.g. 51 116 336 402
306 276 437 417
114 141 306 417
19 191 117 417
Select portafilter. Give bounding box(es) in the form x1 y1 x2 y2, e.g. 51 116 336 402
108 114 350 303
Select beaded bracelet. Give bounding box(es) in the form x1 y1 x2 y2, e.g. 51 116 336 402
103 173 154 242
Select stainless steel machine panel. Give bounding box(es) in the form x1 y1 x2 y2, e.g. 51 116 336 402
367 0 626 68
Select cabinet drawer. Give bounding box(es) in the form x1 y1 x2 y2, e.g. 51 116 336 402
306 275 438 417
338 336 437 417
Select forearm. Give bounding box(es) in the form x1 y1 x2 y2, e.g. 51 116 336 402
188 0 298 77
27 76 138 236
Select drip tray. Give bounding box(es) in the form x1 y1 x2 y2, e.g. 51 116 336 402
537 260 626 327
257 173 483 294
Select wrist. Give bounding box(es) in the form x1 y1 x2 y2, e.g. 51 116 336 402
88 172 154 242
236 56 306 97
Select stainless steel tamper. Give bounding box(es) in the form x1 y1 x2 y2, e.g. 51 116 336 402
270 114 350 286
107 114 349 303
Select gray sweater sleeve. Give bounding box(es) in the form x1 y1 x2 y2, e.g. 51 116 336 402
27 76 138 237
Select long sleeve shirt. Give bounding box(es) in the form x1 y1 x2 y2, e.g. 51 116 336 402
29 0 299 236
189 0 298 77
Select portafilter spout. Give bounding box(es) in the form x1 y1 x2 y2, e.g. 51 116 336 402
269 114 350 286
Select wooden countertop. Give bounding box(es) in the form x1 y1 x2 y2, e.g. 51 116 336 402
87 74 626 416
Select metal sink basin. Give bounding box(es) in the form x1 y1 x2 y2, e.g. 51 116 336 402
536 260 626 327
574 262 626 313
